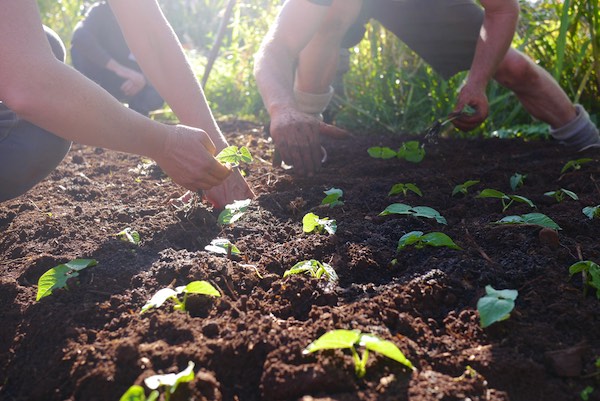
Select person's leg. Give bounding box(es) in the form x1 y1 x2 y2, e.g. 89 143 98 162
127 84 164 117
0 26 71 202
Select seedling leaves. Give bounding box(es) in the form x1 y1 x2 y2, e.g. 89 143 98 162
494 213 562 230
510 173 526 191
144 361 195 394
119 385 149 401
36 258 98 301
303 212 337 234
218 199 251 225
561 158 593 174
477 285 518 328
544 188 578 203
397 141 425 163
321 188 344 208
215 146 253 167
583 205 600 220
141 281 220 313
379 203 447 224
304 329 361 352
283 259 338 283
452 180 479 196
359 334 414 369
204 238 240 256
398 231 461 251
367 146 397 159
114 227 141 245
477 189 535 212
569 261 600 298
388 183 422 197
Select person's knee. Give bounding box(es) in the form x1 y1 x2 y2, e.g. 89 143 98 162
43 25 66 63
494 49 541 90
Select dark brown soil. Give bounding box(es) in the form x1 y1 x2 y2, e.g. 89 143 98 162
1 121 600 401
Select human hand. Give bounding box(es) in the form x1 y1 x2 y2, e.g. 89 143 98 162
119 69 146 96
203 169 256 209
154 125 231 192
452 83 489 131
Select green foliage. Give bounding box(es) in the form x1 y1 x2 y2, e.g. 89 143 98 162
477 189 535 212
217 199 251 225
494 213 562 230
114 227 141 245
303 329 414 378
561 158 594 174
120 361 195 401
583 205 600 220
388 183 422 197
544 188 579 203
215 146 253 167
510 173 527 191
204 238 240 256
379 203 447 224
397 141 425 163
141 281 220 313
367 146 397 159
321 188 344 208
569 261 600 299
397 231 461 251
283 259 338 283
302 213 337 235
581 386 594 401
477 285 518 328
36 259 98 301
452 180 480 197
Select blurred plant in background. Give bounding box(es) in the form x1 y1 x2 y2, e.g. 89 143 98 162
37 0 598 139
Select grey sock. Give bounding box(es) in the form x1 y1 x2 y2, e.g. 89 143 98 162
550 104 600 151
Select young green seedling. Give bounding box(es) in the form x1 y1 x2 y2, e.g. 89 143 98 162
388 183 422 197
36 259 98 301
397 140 425 163
283 259 338 283
583 205 600 220
204 238 240 257
580 386 594 401
544 188 579 203
217 198 251 225
510 173 527 191
215 145 253 167
367 146 397 159
451 180 479 197
303 329 414 378
397 231 461 251
561 158 593 174
494 213 562 230
379 203 447 224
477 285 518 328
321 188 344 208
141 281 220 313
568 261 600 299
113 227 141 245
303 212 337 235
477 189 535 212
120 361 195 401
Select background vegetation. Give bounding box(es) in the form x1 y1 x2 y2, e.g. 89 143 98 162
38 0 598 138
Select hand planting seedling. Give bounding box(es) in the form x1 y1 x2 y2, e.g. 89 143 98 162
568 261 600 299
141 281 220 313
215 145 253 167
217 198 251 225
283 259 338 283
113 227 140 245
451 180 479 197
36 258 98 301
583 205 600 220
388 183 422 197
397 231 461 251
544 188 579 203
367 146 397 159
397 140 425 163
379 203 447 224
204 238 240 257
321 188 344 208
561 158 594 174
510 173 527 191
120 361 195 401
303 329 414 378
477 189 535 212
494 213 562 230
477 285 518 328
303 212 337 234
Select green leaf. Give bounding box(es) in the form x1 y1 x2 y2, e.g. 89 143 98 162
115 227 141 245
360 335 414 370
583 205 600 220
477 285 518 328
141 288 178 313
303 329 361 354
397 141 425 163
215 146 253 166
204 238 241 256
302 213 337 234
495 213 562 230
119 385 146 401
181 281 221 297
410 206 447 225
421 232 461 249
388 183 422 197
284 259 338 282
379 203 412 216
36 259 97 301
561 158 593 174
478 189 508 199
397 231 424 250
217 199 251 225
452 180 479 196
321 188 344 208
508 195 535 208
144 361 195 394
367 146 397 159
510 173 526 191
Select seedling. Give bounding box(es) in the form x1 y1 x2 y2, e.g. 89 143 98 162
544 188 579 203
303 212 337 235
141 281 220 313
36 259 98 301
217 199 251 225
120 361 195 401
397 231 461 251
510 173 527 191
494 213 561 230
452 180 479 197
583 205 600 220
303 329 414 378
379 203 447 224
283 259 338 283
204 238 240 257
388 183 422 197
114 227 141 245
397 141 425 163
477 189 535 212
215 145 253 167
367 146 397 159
568 261 600 299
581 386 594 401
477 285 518 328
561 158 593 174
321 188 344 208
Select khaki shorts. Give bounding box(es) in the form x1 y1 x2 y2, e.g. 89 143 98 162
342 0 484 79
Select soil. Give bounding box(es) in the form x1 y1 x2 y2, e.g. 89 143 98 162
1 121 600 401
